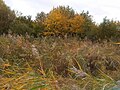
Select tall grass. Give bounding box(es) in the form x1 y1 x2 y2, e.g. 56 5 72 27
0 35 120 90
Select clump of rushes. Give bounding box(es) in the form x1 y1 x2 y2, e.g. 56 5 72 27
0 34 119 89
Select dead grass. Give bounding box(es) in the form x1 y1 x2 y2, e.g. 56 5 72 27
0 35 119 90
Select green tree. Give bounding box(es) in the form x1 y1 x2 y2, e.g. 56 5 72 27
80 11 98 40
33 12 47 36
0 0 15 34
98 17 118 40
10 15 34 35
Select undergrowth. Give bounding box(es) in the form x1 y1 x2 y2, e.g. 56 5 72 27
0 35 120 90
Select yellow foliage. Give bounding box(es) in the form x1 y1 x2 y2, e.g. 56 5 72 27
44 6 85 36
44 8 68 34
69 14 85 33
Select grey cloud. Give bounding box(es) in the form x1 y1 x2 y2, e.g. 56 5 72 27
3 0 120 23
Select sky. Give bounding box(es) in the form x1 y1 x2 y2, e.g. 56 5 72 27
3 0 120 23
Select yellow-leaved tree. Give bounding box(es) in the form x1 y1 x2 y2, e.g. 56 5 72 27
43 6 72 35
69 14 85 35
44 6 85 36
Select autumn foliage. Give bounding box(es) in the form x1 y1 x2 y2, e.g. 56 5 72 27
0 1 120 89
0 0 120 41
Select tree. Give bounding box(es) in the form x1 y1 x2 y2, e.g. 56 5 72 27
33 12 47 36
80 11 98 40
0 0 15 34
115 22 120 41
98 17 118 40
69 14 85 35
35 12 47 23
10 15 34 35
44 6 75 36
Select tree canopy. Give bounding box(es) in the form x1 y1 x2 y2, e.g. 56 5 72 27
0 1 119 41
0 0 15 34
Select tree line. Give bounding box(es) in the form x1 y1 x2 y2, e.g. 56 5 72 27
0 0 120 41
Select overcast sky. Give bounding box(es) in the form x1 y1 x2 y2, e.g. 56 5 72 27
3 0 120 23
